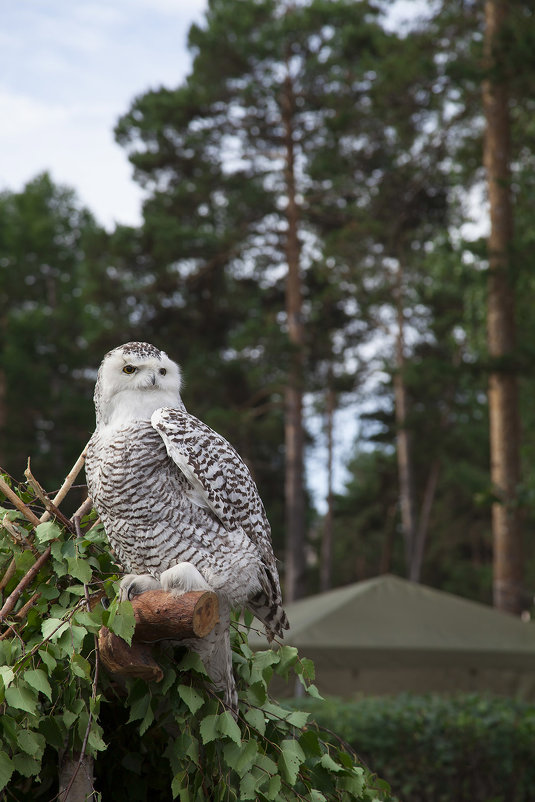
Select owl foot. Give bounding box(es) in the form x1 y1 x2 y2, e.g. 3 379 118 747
160 562 212 595
119 573 161 601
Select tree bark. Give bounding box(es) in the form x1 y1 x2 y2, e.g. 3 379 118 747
58 753 96 802
482 0 524 614
393 263 418 577
320 379 335 592
281 70 307 602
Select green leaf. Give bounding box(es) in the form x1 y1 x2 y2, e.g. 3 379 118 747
226 738 257 776
299 729 323 759
34 521 61 543
0 751 14 792
264 775 282 800
172 771 189 800
12 753 41 778
17 729 46 759
24 668 52 701
253 752 278 775
1 715 18 748
41 617 69 641
66 556 93 584
309 791 327 802
57 622 87 652
177 651 209 676
127 692 151 725
74 608 104 631
218 710 241 746
305 682 323 700
177 684 204 715
161 667 177 695
246 680 267 706
250 650 279 684
5 682 38 714
300 658 315 680
320 753 344 773
38 716 65 750
88 724 107 753
284 709 309 728
63 710 77 729
139 700 155 736
0 666 14 690
244 706 266 736
70 653 92 680
278 739 305 785
239 767 262 800
38 649 57 673
339 772 366 795
275 645 299 677
107 600 136 645
199 714 218 745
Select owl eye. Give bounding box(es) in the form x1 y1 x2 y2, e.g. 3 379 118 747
159 368 167 376
122 365 136 375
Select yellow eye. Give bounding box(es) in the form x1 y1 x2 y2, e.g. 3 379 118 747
122 365 136 375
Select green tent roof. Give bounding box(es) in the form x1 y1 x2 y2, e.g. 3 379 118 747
252 575 535 671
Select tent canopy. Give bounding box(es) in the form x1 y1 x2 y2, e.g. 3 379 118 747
250 575 535 697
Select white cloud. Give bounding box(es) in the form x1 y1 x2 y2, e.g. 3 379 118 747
0 90 69 137
0 0 208 227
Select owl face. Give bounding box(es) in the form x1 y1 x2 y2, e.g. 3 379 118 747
94 342 183 426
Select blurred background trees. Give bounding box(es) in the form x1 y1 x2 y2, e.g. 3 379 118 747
2 0 535 611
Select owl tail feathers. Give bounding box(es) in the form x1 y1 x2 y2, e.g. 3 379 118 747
246 594 289 644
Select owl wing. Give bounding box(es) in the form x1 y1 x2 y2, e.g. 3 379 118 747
151 407 273 555
151 406 288 637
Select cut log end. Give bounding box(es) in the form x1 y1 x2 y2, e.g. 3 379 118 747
98 589 219 681
132 589 219 641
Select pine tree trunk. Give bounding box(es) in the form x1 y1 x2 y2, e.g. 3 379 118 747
281 71 306 602
320 380 335 592
482 0 524 614
393 263 418 578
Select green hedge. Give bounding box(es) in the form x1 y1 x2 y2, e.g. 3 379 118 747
290 694 535 802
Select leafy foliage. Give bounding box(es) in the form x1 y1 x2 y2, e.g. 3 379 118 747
293 694 535 802
0 475 391 801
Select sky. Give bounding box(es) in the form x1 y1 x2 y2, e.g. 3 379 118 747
1 0 208 230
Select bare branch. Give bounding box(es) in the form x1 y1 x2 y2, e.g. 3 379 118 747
25 460 76 534
40 447 88 524
0 558 16 594
0 546 52 622
0 474 41 528
1 515 39 555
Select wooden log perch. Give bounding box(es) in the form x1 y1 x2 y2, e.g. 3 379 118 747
98 590 219 682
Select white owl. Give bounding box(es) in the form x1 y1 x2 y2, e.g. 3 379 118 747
85 342 288 707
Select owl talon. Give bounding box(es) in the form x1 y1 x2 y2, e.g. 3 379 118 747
119 573 161 601
160 562 212 595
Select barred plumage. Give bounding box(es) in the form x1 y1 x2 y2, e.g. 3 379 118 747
85 342 288 707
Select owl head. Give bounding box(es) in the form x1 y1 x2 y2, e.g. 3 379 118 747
94 342 184 426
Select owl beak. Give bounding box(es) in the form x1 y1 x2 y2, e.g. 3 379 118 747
149 371 156 386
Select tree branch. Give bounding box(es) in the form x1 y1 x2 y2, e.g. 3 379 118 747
25 460 76 534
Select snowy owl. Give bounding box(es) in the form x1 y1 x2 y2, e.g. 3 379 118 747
85 341 288 707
